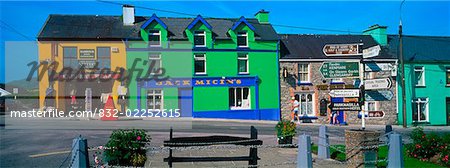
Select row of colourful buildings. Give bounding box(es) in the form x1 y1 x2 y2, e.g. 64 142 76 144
37 5 450 126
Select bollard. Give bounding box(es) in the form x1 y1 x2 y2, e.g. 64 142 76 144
71 136 89 168
387 133 403 168
297 134 313 168
318 125 330 159
385 125 393 141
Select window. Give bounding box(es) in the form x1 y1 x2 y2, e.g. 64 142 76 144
414 66 425 86
194 31 206 47
412 98 429 122
149 53 161 74
63 47 78 69
298 63 310 83
147 89 163 110
148 30 161 47
446 68 450 86
229 87 250 109
97 47 111 69
366 101 377 111
296 93 315 116
237 31 248 47
194 54 206 75
238 53 249 74
51 43 58 57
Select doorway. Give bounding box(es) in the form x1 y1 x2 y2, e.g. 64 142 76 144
446 97 450 126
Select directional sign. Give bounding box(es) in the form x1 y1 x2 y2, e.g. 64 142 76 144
365 90 394 101
365 78 392 90
363 45 381 58
329 89 360 98
330 102 361 111
0 88 11 97
364 63 394 72
358 111 385 118
323 44 361 56
320 62 360 79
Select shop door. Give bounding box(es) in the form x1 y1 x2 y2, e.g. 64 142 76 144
447 98 450 126
331 97 346 124
178 88 192 117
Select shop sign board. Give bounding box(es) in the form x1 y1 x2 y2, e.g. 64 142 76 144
79 49 95 58
365 78 392 90
320 62 360 79
365 90 394 101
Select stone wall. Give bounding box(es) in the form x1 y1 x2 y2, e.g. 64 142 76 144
279 61 398 125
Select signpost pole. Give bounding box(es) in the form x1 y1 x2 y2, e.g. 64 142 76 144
360 55 366 130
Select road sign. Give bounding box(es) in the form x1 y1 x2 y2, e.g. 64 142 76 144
363 45 381 58
365 78 392 90
368 111 385 118
320 62 360 79
364 63 395 72
0 88 11 97
330 102 361 111
323 44 361 56
329 89 360 98
365 90 394 101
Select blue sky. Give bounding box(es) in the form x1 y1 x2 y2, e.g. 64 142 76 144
1 1 449 83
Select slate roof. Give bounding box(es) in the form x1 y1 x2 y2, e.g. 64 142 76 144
386 35 450 61
279 34 395 60
37 14 278 41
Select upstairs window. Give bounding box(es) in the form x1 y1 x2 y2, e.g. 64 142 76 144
194 54 206 75
149 53 162 74
194 31 206 47
97 47 111 69
238 53 249 74
298 63 310 83
414 66 425 86
63 47 78 69
148 30 161 47
237 31 248 47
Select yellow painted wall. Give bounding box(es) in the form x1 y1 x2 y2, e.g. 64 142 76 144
38 41 127 111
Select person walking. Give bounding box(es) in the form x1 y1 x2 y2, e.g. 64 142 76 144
291 97 301 124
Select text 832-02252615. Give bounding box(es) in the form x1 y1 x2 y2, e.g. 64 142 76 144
125 109 181 118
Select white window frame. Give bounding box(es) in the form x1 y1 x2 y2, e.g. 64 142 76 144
194 54 206 75
298 63 310 83
237 31 248 47
229 87 251 110
414 66 425 87
365 101 378 112
148 30 161 47
238 53 249 74
446 68 450 86
296 93 315 116
147 89 163 111
194 31 206 47
148 53 162 75
412 98 429 122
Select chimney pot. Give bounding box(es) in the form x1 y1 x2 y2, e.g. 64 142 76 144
122 5 135 26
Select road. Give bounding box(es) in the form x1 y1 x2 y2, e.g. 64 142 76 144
1 117 449 167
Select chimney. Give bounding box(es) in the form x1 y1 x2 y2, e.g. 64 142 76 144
122 5 135 26
363 24 388 46
255 9 269 24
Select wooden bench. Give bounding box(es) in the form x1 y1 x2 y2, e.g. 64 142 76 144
163 126 262 168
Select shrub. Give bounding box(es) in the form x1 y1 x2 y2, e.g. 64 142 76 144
104 129 151 167
275 120 296 138
437 134 450 166
406 127 442 161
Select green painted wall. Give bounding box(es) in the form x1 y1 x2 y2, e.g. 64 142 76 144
126 17 280 117
397 62 450 126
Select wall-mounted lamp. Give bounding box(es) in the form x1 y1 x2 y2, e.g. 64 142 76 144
282 67 288 81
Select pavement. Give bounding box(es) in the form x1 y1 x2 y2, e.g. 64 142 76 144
1 116 449 167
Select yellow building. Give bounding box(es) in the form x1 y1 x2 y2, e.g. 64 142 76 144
36 6 137 113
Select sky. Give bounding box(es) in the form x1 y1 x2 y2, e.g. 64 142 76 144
0 1 449 83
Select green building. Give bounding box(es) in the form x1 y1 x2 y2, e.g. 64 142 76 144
392 35 450 126
125 9 280 120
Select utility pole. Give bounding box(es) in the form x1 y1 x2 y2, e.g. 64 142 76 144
399 21 407 128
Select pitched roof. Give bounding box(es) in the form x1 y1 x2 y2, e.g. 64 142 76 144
279 34 395 60
37 14 278 41
386 35 450 61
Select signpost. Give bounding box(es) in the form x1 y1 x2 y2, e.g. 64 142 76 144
364 63 395 72
323 44 361 56
329 102 361 111
365 90 394 101
362 45 381 58
320 62 360 79
329 89 360 98
0 88 11 97
365 78 392 90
